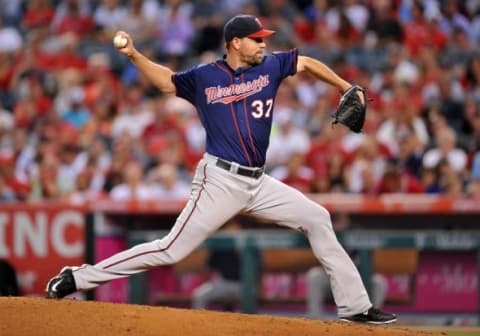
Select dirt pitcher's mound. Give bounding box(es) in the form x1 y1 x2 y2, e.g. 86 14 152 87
0 297 442 336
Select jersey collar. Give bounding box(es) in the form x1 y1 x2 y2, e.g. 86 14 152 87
219 56 265 76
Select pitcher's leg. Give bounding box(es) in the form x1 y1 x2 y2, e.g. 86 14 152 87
247 176 371 317
73 162 247 291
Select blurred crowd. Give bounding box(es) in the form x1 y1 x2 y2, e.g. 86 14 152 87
1 0 480 203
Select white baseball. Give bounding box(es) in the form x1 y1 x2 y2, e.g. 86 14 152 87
113 35 128 48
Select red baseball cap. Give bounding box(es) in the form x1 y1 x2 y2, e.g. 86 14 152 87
224 15 275 42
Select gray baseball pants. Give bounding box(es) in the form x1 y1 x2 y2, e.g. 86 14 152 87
70 153 371 317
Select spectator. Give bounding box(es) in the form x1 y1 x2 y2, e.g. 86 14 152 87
51 0 91 29
0 173 16 202
467 151 480 196
219 0 252 17
67 165 107 204
465 56 480 106
423 70 466 134
306 123 349 181
83 52 119 108
75 137 112 187
80 99 116 147
29 152 61 200
438 0 472 39
60 86 91 129
66 139 111 199
436 159 464 196
21 0 55 32
366 0 404 45
271 152 314 193
154 0 194 64
191 11 224 55
93 0 128 32
109 160 159 200
307 135 348 193
118 0 157 47
342 0 370 34
265 12 295 50
422 103 449 146
46 32 88 71
402 1 447 57
146 162 190 199
422 127 467 174
56 144 82 196
0 19 23 54
111 83 153 139
105 133 148 189
141 95 185 155
443 27 477 67
472 5 480 44
376 92 429 158
0 105 14 152
376 160 424 194
390 44 419 87
326 151 348 192
0 153 30 201
51 0 93 38
466 108 480 153
0 0 22 26
395 134 424 177
12 72 53 132
0 50 16 110
420 167 442 194
467 178 480 197
1 0 480 202
151 130 190 179
346 136 387 194
36 108 78 150
11 128 36 185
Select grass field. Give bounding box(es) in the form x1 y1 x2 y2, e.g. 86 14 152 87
405 326 480 336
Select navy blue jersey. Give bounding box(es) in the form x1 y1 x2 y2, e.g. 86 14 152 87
172 48 298 167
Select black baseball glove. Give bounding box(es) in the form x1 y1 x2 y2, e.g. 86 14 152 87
332 85 367 133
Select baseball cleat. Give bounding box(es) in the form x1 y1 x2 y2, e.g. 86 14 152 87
46 267 77 299
340 307 397 324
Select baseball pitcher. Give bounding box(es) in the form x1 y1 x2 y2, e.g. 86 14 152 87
46 14 395 324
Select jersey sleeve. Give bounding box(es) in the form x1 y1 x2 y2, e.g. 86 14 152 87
171 67 197 105
272 48 298 80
